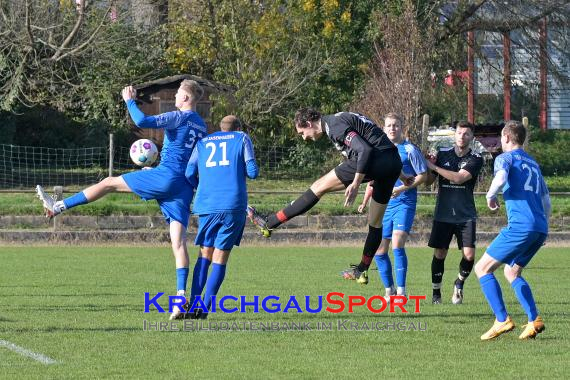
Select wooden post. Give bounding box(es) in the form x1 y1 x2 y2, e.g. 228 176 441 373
522 117 529 149
539 18 548 131
421 114 430 153
503 32 511 121
109 133 114 177
467 31 475 124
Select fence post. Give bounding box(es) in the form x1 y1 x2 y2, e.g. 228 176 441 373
109 133 114 177
421 114 430 152
53 186 63 232
522 117 529 149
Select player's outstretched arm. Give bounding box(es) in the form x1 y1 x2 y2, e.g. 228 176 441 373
122 86 164 129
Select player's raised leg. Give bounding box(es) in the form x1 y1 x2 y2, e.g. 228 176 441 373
248 169 344 237
36 176 131 219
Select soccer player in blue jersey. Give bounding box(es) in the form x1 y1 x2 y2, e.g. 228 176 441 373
185 115 258 319
36 80 207 320
474 121 550 340
358 113 427 299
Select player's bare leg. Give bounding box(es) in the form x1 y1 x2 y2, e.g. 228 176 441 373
169 221 190 320
36 176 131 220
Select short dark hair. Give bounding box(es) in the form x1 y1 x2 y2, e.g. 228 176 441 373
455 120 474 132
503 120 526 145
294 108 322 128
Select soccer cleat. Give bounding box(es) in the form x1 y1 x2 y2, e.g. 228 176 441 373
36 185 58 220
169 291 189 320
432 294 442 304
246 205 272 238
519 316 545 340
480 316 516 340
341 266 369 285
451 286 464 305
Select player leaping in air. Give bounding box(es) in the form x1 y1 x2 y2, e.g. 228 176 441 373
36 80 207 321
248 108 413 284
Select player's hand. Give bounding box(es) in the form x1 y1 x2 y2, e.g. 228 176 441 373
426 160 437 172
392 186 405 198
357 203 366 213
344 183 359 207
426 152 437 164
487 197 500 211
121 86 136 101
399 173 414 187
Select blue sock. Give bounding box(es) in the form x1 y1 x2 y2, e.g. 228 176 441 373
190 257 211 304
374 254 394 288
511 277 538 322
393 248 408 288
479 273 508 322
63 191 88 209
203 263 226 312
176 267 189 293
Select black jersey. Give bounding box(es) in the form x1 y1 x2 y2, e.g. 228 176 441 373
321 112 395 162
433 146 483 223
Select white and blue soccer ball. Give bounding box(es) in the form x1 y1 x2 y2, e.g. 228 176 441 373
130 139 158 167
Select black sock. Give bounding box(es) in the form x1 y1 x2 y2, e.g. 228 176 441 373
267 189 320 229
431 256 445 289
357 225 382 272
455 257 475 289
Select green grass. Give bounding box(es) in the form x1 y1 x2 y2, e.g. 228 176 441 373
2 184 570 217
1 246 569 378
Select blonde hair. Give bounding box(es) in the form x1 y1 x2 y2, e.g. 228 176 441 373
179 79 204 102
384 112 403 126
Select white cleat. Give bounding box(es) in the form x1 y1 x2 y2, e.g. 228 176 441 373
169 291 188 320
36 185 58 220
451 286 464 305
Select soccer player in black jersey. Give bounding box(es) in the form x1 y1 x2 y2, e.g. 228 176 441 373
425 121 483 304
248 108 412 284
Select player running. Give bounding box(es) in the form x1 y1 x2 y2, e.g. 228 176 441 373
248 108 412 284
475 120 550 340
185 115 258 319
36 80 207 320
358 113 427 298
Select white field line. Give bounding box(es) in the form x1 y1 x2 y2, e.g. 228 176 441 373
0 339 58 365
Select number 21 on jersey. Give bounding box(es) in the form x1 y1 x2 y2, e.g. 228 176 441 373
205 142 230 167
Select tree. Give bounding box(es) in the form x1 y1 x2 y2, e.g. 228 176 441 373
0 0 166 130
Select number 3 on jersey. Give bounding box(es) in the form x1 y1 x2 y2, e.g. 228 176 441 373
205 142 230 167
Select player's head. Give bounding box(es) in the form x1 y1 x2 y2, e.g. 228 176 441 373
294 108 323 141
220 115 241 132
176 79 204 108
501 120 526 151
454 121 474 149
383 112 404 143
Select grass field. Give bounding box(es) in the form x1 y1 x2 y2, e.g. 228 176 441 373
1 245 569 378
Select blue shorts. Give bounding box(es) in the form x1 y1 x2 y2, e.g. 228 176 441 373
382 202 416 239
195 212 247 250
122 166 193 228
487 228 547 267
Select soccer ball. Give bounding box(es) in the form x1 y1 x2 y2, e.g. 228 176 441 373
129 139 159 167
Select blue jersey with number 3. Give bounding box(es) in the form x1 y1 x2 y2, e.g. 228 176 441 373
494 149 548 233
186 131 255 214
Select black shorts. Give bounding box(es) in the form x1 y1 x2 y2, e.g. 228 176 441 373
428 219 477 250
334 148 402 204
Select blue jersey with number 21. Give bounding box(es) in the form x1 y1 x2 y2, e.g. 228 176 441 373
186 131 256 214
494 148 548 233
